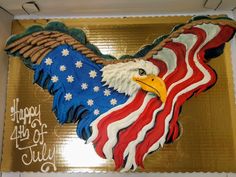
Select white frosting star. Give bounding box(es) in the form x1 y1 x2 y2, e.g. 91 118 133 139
110 98 117 106
51 75 59 83
81 83 88 90
93 86 100 92
64 93 72 101
104 89 111 96
60 65 66 71
89 70 97 78
45 58 53 65
94 109 100 115
75 61 83 68
87 99 94 106
62 49 69 56
67 75 74 83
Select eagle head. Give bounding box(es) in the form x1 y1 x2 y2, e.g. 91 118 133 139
101 59 167 102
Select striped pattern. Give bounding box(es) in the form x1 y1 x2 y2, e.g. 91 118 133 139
88 23 236 171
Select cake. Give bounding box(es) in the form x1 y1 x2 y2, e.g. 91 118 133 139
5 15 236 171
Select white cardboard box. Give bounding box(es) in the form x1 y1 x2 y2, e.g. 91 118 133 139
0 7 236 177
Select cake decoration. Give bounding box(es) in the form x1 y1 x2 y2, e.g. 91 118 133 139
5 16 236 171
9 98 57 172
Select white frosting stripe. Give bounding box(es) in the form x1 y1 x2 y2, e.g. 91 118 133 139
88 23 222 172
121 104 164 171
103 93 155 159
122 33 197 171
87 95 136 143
144 24 221 159
153 48 177 79
167 34 197 94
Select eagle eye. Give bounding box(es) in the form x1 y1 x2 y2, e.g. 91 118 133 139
138 68 146 76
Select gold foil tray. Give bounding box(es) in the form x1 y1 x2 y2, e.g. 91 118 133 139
1 16 236 172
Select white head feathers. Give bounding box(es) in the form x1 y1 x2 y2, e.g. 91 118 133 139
101 60 159 95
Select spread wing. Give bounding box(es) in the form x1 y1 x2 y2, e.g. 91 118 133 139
5 22 129 140
5 22 119 66
144 16 236 144
87 16 236 171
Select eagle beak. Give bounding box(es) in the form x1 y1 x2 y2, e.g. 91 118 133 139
133 74 167 103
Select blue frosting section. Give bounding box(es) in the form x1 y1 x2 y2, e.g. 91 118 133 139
32 44 129 140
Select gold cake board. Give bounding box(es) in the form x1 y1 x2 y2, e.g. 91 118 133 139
1 16 236 172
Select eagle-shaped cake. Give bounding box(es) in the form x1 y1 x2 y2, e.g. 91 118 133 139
5 15 236 171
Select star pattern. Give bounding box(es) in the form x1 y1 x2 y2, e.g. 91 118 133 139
64 93 72 101
87 99 94 106
45 58 53 65
110 98 117 106
75 61 83 68
60 65 66 71
104 89 111 96
93 86 100 92
40 45 128 126
89 70 97 78
94 109 100 115
62 49 69 56
51 75 59 83
81 83 88 90
67 75 74 83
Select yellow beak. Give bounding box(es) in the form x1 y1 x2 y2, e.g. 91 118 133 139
133 74 167 103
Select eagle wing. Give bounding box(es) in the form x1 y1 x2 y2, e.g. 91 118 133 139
5 22 119 66
143 16 236 144
5 22 129 140
87 16 236 171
